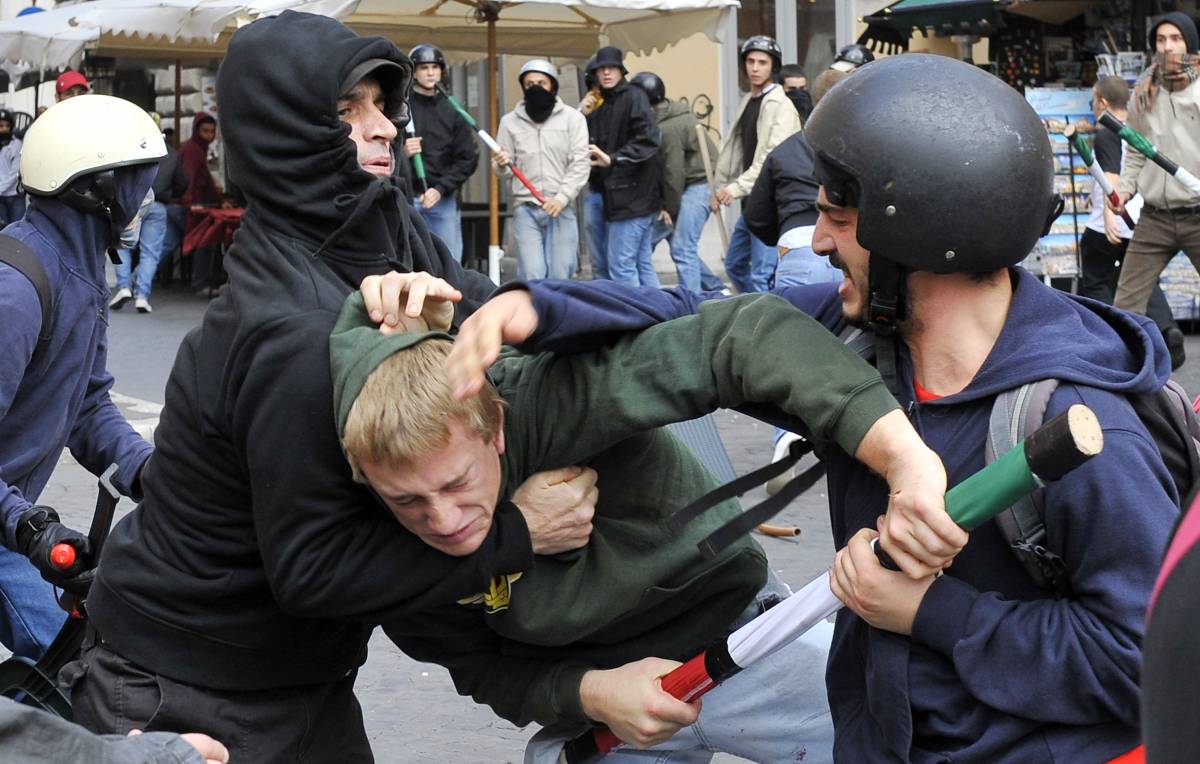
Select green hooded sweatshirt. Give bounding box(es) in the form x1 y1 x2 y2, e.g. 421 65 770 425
329 291 899 729
654 98 717 219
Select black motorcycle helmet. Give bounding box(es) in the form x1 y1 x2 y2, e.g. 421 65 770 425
630 71 666 105
740 35 782 73
409 44 446 72
805 54 1060 383
831 44 875 72
805 53 1059 276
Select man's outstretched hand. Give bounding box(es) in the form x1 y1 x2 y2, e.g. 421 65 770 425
444 290 539 400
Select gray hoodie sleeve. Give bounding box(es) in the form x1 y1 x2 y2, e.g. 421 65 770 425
0 699 204 764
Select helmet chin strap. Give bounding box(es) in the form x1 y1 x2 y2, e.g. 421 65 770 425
58 170 127 263
866 256 908 395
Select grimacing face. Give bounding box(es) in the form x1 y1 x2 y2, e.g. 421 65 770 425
360 416 505 557
337 76 397 178
812 186 871 325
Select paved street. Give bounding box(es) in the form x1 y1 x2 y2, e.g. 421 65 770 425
37 236 1200 762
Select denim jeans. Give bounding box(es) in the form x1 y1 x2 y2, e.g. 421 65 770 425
115 201 169 299
0 194 25 227
524 573 835 764
698 259 726 291
584 191 608 280
724 214 777 293
652 183 710 292
418 194 463 264
0 546 67 659
513 203 579 280
772 244 843 289
607 213 659 287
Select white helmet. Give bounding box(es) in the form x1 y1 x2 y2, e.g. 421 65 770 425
22 94 165 196
518 59 559 90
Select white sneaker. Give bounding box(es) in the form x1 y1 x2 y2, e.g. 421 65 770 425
765 432 804 496
135 296 152 314
109 287 132 310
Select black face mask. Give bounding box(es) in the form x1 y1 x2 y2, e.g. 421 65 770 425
524 85 556 123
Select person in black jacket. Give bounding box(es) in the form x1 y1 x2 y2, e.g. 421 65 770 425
64 12 595 761
584 46 662 287
402 43 478 264
111 111 189 313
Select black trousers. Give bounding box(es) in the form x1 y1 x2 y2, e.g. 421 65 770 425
62 627 373 764
1079 228 1179 334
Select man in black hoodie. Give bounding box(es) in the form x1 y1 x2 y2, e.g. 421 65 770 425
584 46 662 287
65 12 594 761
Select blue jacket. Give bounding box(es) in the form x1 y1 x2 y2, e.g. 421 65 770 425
514 269 1177 762
0 167 156 549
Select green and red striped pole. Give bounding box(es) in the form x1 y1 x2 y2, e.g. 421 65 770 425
1099 111 1200 197
437 84 547 205
1064 125 1135 228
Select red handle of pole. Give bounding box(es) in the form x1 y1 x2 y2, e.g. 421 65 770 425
510 165 547 205
50 543 76 570
582 650 717 759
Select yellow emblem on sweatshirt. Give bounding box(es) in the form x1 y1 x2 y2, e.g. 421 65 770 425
457 572 522 613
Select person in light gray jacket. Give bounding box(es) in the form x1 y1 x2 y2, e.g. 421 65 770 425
492 59 590 279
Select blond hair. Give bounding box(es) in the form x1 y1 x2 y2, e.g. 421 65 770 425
342 339 503 482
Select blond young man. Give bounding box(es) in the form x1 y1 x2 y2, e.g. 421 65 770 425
331 290 951 763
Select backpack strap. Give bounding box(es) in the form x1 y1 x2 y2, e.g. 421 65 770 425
987 379 1072 597
0 234 52 352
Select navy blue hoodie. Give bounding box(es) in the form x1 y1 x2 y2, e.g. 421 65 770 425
510 268 1177 762
0 166 156 547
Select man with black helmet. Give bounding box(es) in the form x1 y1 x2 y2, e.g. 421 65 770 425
0 95 164 661
458 54 1178 763
0 109 23 227
829 43 874 73
492 59 589 279
403 43 478 263
583 46 662 286
1112 12 1200 328
64 12 595 759
632 70 716 292
713 35 801 293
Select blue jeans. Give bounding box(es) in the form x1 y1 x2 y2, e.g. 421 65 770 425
418 194 463 264
724 215 777 293
772 244 843 289
607 213 658 287
584 191 608 280
513 204 579 280
652 183 710 292
698 259 726 291
115 201 169 299
0 546 67 659
524 573 834 764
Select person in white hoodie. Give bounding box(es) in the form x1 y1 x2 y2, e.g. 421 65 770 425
492 60 591 279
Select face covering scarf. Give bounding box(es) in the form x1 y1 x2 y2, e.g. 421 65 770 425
524 86 556 123
1134 52 1200 113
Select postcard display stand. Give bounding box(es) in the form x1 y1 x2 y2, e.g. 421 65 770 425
1023 88 1094 291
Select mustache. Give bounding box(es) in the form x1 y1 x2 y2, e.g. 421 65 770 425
828 250 846 271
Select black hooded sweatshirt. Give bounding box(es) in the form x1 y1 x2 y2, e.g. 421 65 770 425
87 11 534 691
406 90 479 197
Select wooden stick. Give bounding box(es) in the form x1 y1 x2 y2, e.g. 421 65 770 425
755 523 802 538
696 124 729 252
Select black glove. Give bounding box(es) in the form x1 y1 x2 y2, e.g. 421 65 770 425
14 505 94 594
